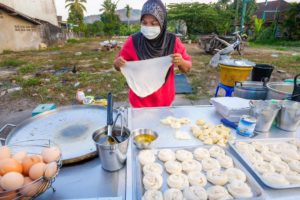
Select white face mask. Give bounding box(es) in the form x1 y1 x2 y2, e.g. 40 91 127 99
141 25 161 40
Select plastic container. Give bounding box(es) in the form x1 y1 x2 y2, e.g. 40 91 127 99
219 64 253 87
251 64 274 81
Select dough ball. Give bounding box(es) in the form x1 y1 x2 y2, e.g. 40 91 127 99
217 155 233 169
280 142 298 152
267 143 282 154
196 119 206 126
187 171 207 187
193 147 210 161
143 163 163 175
182 159 202 173
235 141 255 153
142 190 163 200
285 172 300 184
163 188 184 200
165 160 182 174
225 168 246 183
208 146 225 158
175 150 193 162
143 173 163 190
242 151 264 164
167 173 189 190
207 185 232 200
289 139 300 148
139 150 156 165
158 149 175 162
262 172 289 186
251 141 269 152
288 160 300 173
280 149 300 162
261 150 281 162
183 186 207 200
207 169 228 186
253 161 275 174
270 160 290 174
227 180 253 198
201 157 221 172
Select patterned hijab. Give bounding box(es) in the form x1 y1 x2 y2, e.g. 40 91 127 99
132 0 176 60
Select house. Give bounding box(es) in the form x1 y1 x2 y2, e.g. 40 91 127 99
254 0 290 25
0 0 63 53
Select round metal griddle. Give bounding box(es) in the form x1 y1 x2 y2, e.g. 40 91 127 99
5 105 113 164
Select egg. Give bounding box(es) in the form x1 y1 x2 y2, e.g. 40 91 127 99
44 162 58 179
22 155 42 176
0 158 23 175
0 146 11 160
0 172 24 191
12 151 27 163
20 177 42 197
41 147 60 163
29 163 46 180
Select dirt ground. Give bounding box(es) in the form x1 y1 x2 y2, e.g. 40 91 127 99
0 38 299 126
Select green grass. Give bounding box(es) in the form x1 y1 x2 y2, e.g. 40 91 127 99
0 59 26 67
18 64 40 74
22 78 41 87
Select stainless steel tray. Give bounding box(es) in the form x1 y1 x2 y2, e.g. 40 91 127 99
229 138 300 189
2 105 118 164
133 145 264 200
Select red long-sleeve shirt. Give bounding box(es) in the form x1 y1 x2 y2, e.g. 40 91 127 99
117 36 192 108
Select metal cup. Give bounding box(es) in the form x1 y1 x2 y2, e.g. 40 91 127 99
92 126 130 172
250 100 281 133
276 101 300 132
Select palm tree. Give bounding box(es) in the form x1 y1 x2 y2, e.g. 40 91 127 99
65 0 87 12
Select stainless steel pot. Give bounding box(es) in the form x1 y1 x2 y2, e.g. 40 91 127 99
234 81 268 100
276 101 300 132
250 100 281 133
92 126 130 172
266 82 294 100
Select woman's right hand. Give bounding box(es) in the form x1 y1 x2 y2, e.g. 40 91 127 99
114 56 126 71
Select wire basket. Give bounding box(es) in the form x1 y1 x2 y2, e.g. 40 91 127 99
0 139 62 200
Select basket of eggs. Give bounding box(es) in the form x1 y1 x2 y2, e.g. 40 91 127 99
0 139 62 200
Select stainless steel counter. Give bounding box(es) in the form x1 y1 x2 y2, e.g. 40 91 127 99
126 106 300 200
37 105 299 200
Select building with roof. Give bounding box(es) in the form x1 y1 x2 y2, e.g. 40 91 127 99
0 0 63 53
254 0 290 25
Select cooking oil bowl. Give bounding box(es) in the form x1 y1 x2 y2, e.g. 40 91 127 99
132 129 158 149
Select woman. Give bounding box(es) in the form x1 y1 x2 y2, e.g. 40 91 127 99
113 0 192 108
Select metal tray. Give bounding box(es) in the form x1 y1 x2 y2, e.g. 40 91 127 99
229 138 300 189
133 145 264 200
1 105 118 164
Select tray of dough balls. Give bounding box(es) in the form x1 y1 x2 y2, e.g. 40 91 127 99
229 138 300 189
135 145 264 200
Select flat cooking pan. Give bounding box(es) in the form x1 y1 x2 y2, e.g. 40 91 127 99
0 105 119 164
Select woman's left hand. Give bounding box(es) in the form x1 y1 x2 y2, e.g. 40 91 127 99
172 53 183 66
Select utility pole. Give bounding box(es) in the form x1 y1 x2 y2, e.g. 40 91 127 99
235 0 240 32
240 0 250 34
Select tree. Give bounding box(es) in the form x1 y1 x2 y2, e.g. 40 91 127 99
125 4 131 28
100 0 121 37
168 3 234 35
65 0 87 32
284 3 300 40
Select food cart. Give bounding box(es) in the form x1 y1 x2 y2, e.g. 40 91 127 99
1 105 300 200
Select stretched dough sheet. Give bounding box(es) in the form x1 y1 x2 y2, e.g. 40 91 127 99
121 56 173 98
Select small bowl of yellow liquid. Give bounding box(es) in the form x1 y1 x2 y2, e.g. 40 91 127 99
132 129 158 149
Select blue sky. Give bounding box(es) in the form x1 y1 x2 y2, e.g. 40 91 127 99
55 0 300 20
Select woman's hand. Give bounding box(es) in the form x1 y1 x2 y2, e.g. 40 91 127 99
172 53 192 73
172 53 184 66
113 57 126 71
